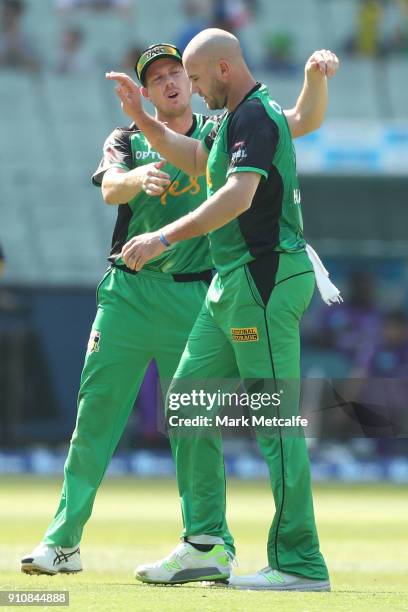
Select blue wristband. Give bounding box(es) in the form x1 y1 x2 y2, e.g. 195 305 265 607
159 232 171 247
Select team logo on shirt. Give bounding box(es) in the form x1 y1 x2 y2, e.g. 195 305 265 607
160 176 201 206
230 141 248 166
135 150 163 161
231 327 259 342
87 330 101 354
269 100 283 115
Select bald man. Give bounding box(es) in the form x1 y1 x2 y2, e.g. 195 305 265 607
107 29 338 591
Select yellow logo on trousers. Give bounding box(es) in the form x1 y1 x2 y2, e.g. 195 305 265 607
87 330 101 353
231 327 259 342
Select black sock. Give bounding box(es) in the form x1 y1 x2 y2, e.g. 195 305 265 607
188 542 215 552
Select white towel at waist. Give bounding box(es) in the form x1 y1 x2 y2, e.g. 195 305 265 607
305 243 343 306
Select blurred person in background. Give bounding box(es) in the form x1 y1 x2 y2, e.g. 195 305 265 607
387 20 408 54
176 0 209 53
121 43 144 73
55 27 94 75
212 0 242 34
365 310 408 377
211 0 254 64
262 31 299 75
212 0 255 31
342 310 408 440
344 0 383 57
313 280 408 442
313 271 382 375
363 309 408 454
382 0 408 55
0 0 40 71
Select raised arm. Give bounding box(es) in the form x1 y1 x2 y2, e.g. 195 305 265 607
106 72 208 176
284 49 339 139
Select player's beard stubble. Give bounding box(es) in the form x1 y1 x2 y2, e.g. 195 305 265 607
205 76 228 110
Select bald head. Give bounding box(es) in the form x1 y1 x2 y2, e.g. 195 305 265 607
183 28 254 111
183 28 243 64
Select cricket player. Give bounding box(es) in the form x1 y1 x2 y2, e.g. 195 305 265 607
106 29 339 590
21 40 338 578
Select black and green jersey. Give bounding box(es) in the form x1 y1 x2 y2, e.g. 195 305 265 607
92 113 214 275
203 83 306 276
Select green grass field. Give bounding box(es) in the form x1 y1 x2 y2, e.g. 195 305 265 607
0 477 407 611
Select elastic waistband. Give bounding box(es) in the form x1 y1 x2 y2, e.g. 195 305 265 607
111 263 213 285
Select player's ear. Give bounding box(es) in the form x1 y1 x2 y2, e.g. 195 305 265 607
218 59 230 81
140 86 149 100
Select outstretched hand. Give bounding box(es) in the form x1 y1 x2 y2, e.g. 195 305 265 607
306 49 339 79
106 71 144 121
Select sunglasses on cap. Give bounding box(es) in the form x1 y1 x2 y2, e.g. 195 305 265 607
135 44 183 85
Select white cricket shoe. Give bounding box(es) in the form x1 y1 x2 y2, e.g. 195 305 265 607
135 542 231 584
227 566 331 591
21 543 82 575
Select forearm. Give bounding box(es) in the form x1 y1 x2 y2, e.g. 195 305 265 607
285 71 328 138
120 173 260 272
102 168 145 204
161 182 250 243
297 70 328 130
135 112 202 176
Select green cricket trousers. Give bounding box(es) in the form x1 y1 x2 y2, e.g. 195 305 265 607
43 265 234 553
168 251 329 580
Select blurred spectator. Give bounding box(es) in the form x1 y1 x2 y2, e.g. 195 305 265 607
382 0 408 55
211 0 254 64
366 310 408 377
212 0 255 31
55 27 95 74
313 271 382 373
262 32 299 75
344 0 383 57
176 0 209 53
343 310 408 441
56 0 130 14
0 0 40 71
387 22 408 53
121 43 144 73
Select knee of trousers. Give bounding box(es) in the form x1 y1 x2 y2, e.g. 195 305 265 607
73 387 126 441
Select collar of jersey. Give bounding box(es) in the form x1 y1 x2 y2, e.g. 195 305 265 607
231 81 263 115
185 114 197 137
